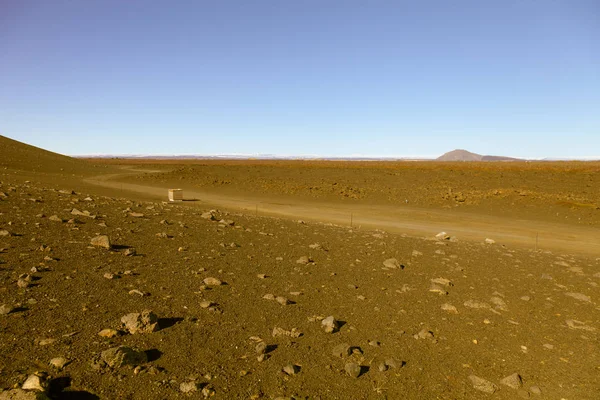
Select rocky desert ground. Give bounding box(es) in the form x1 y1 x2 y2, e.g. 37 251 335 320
1 136 599 399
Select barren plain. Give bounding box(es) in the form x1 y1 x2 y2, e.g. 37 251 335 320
1 136 599 399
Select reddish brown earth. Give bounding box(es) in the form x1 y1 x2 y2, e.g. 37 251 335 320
1 136 599 399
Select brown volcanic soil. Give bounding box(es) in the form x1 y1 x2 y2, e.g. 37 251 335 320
91 159 600 228
1 142 599 399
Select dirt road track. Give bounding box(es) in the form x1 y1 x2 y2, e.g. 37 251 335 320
85 169 600 257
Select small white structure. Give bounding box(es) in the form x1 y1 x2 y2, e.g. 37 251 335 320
168 189 183 202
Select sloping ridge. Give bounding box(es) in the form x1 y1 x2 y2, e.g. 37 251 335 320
437 149 521 161
437 149 483 161
0 134 102 174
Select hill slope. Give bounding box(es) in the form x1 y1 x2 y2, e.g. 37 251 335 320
437 149 521 161
0 135 103 174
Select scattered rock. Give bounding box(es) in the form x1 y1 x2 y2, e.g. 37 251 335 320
255 341 268 355
49 357 69 370
123 248 137 256
414 328 434 340
282 364 298 376
500 372 523 389
484 238 495 244
121 310 159 334
441 303 458 314
565 292 591 303
296 256 312 265
100 345 148 368
468 375 498 394
344 362 361 378
529 385 542 395
21 372 48 392
203 277 222 286
129 212 144 218
382 258 402 269
0 304 15 315
565 319 596 331
48 215 63 222
90 235 111 249
98 328 120 338
429 283 448 295
332 343 351 358
321 316 339 333
0 229 13 237
272 327 302 338
180 381 200 393
435 232 450 240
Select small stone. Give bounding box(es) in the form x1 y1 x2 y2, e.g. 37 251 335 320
48 215 63 222
257 274 267 279
90 235 111 249
296 256 312 264
500 372 523 389
377 362 388 372
414 328 434 340
382 258 402 269
368 340 380 347
0 304 15 315
129 212 144 218
123 248 137 256
38 338 56 346
412 250 423 257
275 296 290 305
435 232 450 240
282 364 298 376
100 345 148 368
98 329 120 338
0 229 13 237
529 385 542 395
49 357 69 369
256 341 268 355
441 303 458 314
468 375 498 394
121 310 159 334
21 372 48 392
332 343 351 358
565 292 591 302
321 316 338 333
429 283 448 295
103 273 118 280
201 386 215 397
200 300 213 308
344 362 361 378
180 381 199 393
203 277 222 286
484 238 496 244
263 293 275 300
385 358 402 369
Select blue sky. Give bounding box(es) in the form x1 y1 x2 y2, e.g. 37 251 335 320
1 0 598 158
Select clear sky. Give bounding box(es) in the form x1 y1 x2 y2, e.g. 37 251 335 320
1 0 598 158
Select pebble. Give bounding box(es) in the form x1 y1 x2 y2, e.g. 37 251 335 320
565 292 591 302
256 341 267 355
441 303 458 314
121 310 160 334
500 372 523 389
21 372 48 392
180 381 199 393
200 300 213 308
0 304 15 315
100 345 148 368
203 277 222 286
98 328 120 338
296 256 312 264
321 316 338 333
282 364 298 376
49 357 69 369
123 248 137 256
529 385 542 395
468 375 498 394
382 258 402 269
344 362 361 378
332 343 351 358
90 235 111 249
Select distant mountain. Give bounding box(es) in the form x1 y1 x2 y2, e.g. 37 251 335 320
436 149 521 161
